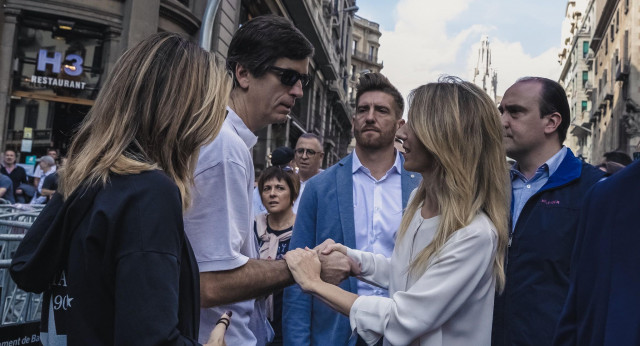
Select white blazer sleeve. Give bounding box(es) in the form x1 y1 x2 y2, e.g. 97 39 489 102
349 225 496 345
347 248 391 289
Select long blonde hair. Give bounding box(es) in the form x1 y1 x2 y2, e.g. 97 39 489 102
397 77 510 292
59 33 231 210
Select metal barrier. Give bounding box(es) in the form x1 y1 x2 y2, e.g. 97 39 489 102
0 209 43 326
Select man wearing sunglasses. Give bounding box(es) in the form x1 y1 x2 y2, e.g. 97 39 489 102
284 73 421 346
292 133 325 213
184 15 350 346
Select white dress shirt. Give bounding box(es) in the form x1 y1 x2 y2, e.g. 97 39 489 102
352 150 403 297
184 107 272 345
347 196 498 345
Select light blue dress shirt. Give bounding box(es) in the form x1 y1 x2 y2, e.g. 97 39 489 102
352 150 403 297
510 146 567 232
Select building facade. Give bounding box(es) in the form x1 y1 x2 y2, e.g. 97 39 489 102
0 0 355 173
348 14 383 106
561 0 640 163
587 0 640 162
559 0 594 161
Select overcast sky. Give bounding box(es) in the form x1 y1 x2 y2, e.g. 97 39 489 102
356 0 567 104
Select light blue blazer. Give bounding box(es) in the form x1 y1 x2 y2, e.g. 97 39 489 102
283 153 421 346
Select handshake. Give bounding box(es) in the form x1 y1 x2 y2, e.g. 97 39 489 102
284 239 360 292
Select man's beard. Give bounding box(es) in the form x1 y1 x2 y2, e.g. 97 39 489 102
354 128 396 150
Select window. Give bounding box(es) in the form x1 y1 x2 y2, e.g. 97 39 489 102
24 100 39 128
583 41 589 58
582 100 588 112
610 24 614 42
368 46 375 61
616 10 619 32
352 40 358 54
582 70 588 87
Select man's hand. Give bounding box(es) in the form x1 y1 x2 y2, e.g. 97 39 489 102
310 239 349 285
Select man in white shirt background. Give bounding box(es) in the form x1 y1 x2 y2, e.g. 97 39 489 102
292 133 324 213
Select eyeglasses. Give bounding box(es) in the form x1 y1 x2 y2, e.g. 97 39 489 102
268 66 311 87
295 148 320 157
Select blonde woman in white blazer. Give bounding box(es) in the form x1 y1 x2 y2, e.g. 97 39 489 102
286 77 510 346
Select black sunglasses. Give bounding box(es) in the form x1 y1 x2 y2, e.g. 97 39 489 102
268 66 311 87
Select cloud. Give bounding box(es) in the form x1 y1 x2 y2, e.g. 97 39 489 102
378 0 486 101
375 0 561 110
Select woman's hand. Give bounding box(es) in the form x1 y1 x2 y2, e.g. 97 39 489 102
285 248 322 292
320 242 348 256
204 311 232 346
321 243 361 277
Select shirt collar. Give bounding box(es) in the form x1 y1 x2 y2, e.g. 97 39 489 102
510 146 568 180
352 149 403 176
226 106 258 149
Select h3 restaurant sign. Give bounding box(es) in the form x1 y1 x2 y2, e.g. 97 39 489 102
30 49 86 90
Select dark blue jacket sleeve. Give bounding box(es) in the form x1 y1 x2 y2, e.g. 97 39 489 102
283 179 320 346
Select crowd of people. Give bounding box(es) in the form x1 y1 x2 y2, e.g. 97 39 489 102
0 148 61 204
6 13 639 346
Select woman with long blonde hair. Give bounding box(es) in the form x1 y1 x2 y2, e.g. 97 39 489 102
286 77 509 345
11 33 232 345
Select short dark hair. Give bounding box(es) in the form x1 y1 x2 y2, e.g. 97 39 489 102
226 15 314 87
603 151 632 166
257 165 300 206
517 77 570 143
355 73 404 117
297 133 323 147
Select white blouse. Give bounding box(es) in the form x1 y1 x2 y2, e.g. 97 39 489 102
347 207 498 346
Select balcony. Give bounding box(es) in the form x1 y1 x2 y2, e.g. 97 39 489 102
584 81 593 96
604 87 614 101
616 59 630 81
352 50 383 67
585 51 594 67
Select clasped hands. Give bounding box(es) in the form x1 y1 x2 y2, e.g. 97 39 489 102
284 239 360 292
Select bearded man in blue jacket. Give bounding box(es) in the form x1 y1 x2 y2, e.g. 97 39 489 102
492 77 605 345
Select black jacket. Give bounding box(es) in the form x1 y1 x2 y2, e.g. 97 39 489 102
10 170 200 345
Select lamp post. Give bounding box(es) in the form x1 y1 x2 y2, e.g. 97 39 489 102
199 0 221 51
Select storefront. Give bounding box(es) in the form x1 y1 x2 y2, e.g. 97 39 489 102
7 14 105 167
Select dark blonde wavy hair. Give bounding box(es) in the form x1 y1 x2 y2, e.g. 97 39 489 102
397 77 510 292
59 33 231 210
